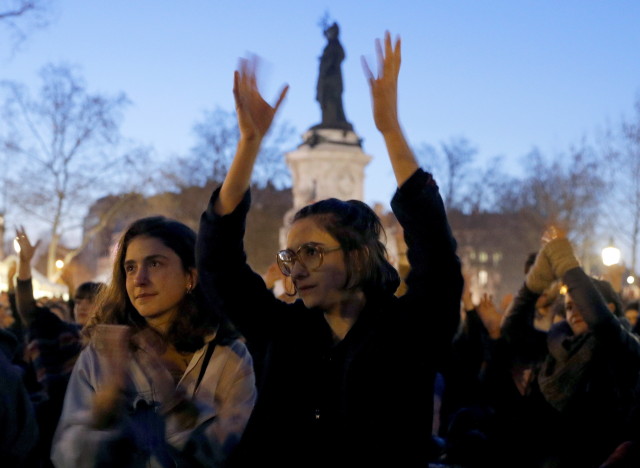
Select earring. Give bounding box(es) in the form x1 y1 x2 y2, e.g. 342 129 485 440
186 283 193 294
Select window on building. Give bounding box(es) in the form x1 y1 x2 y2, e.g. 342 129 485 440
493 252 502 265
478 251 489 263
478 269 488 286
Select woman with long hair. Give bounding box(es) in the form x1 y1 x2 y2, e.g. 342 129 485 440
52 216 256 467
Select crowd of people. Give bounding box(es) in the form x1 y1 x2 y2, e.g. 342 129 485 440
1 31 640 468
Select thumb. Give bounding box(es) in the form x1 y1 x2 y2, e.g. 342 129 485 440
273 84 289 113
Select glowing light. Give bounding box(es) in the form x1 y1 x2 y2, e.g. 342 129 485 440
602 240 621 267
55 259 65 270
627 275 635 285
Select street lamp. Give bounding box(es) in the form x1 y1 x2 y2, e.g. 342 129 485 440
602 239 621 267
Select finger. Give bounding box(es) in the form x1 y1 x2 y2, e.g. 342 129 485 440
375 37 384 77
233 70 241 107
394 35 402 70
273 84 289 113
238 57 249 86
247 54 258 90
361 55 374 82
384 31 393 61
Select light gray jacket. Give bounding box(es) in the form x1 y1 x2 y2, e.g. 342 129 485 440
51 335 256 467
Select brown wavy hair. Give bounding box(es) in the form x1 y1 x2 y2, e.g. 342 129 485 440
84 216 239 351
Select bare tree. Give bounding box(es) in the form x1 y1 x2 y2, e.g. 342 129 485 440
493 145 605 263
600 96 640 274
0 0 52 51
417 136 478 210
162 107 296 191
0 62 149 281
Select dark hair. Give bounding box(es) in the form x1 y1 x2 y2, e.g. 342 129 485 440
74 281 105 300
292 198 400 296
86 216 238 351
591 277 624 319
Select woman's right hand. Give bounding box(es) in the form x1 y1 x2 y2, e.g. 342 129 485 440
92 324 132 427
234 55 288 143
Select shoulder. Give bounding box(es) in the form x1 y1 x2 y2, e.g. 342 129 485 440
220 338 253 363
73 343 101 370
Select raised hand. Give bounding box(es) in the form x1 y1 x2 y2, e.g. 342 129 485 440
541 224 568 245
461 268 475 312
477 293 502 339
7 260 17 287
361 31 401 135
362 31 417 187
234 55 289 142
216 56 289 215
15 226 41 265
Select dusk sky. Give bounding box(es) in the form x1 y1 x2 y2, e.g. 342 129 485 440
3 0 640 252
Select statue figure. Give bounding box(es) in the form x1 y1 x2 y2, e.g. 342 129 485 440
313 22 353 131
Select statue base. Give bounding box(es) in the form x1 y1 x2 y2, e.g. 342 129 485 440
301 126 361 148
309 121 354 133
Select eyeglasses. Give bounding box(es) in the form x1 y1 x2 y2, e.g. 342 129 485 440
276 242 342 277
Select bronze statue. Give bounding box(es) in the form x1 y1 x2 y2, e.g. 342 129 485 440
313 22 353 131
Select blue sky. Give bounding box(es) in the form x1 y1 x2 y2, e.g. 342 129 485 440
2 0 640 236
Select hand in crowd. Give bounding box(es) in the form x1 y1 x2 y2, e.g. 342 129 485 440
91 324 131 428
6 260 16 292
15 226 40 266
477 293 502 339
263 262 285 290
234 54 288 142
541 224 568 245
130 328 192 420
461 269 475 312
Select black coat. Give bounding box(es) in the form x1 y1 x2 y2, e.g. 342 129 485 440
196 169 463 468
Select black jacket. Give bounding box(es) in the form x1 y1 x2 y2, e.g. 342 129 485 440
196 169 463 468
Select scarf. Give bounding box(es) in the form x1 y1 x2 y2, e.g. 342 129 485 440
537 322 597 412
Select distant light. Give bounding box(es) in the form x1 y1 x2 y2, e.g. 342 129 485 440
627 275 635 285
478 269 488 285
560 284 568 295
55 259 65 269
602 245 621 266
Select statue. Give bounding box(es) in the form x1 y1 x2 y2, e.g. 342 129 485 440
313 22 353 131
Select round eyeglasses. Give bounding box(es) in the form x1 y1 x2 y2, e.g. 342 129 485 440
276 242 342 276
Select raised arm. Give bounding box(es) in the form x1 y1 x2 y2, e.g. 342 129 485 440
5 260 25 339
215 56 288 215
14 227 42 326
362 31 418 186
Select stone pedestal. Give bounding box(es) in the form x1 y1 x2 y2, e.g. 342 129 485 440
279 127 372 247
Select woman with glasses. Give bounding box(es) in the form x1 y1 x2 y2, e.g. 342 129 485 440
197 32 463 468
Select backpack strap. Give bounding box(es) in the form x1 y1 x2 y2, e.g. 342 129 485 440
194 334 219 394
